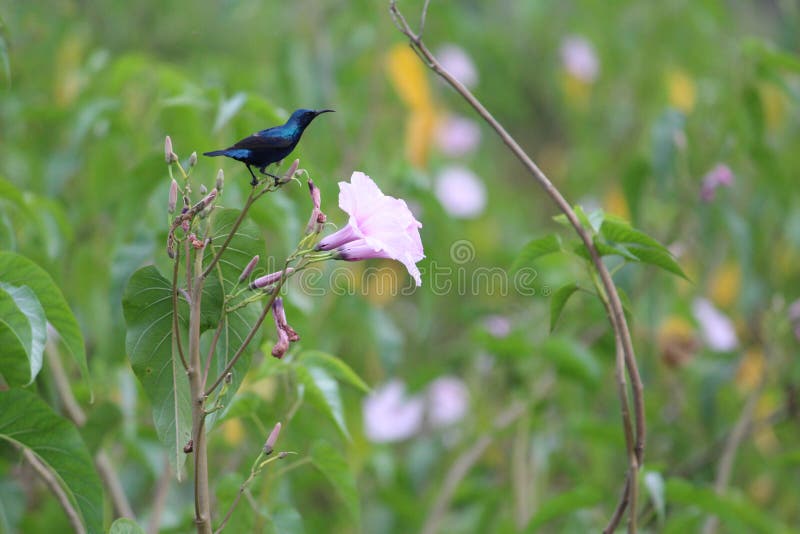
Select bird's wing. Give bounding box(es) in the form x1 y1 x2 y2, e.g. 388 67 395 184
232 128 294 150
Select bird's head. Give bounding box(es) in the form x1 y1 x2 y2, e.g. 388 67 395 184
289 108 335 128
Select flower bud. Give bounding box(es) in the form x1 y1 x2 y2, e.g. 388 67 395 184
164 136 178 164
188 151 198 167
215 169 225 191
306 179 326 234
271 325 290 359
263 422 282 455
238 255 260 283
282 159 300 182
200 184 208 195
250 267 294 290
168 179 178 213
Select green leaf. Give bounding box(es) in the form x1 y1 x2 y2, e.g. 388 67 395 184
0 252 91 393
295 366 349 439
570 239 637 261
122 265 192 474
549 283 579 332
109 518 146 534
311 440 360 526
644 471 666 524
541 337 600 387
0 478 24 534
0 283 47 386
270 506 305 534
600 218 665 250
665 478 792 533
627 246 688 280
524 486 603 531
80 402 123 455
511 234 562 271
0 389 103 534
299 351 370 393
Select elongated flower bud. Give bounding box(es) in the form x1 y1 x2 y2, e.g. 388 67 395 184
263 422 282 455
164 136 178 163
188 151 198 167
168 179 178 213
216 169 225 191
250 267 294 290
238 255 260 282
271 298 291 358
306 179 326 234
281 158 300 183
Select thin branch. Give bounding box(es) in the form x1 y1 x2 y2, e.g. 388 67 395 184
388 2 645 529
146 455 172 534
46 336 136 520
22 448 86 534
201 193 256 280
173 247 189 371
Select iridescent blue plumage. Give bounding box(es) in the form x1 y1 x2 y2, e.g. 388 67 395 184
203 108 334 185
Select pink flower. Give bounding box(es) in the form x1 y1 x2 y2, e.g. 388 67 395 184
436 44 478 87
692 298 738 352
700 164 734 202
317 172 424 286
426 377 469 428
435 115 481 156
363 380 424 443
560 35 600 83
434 166 487 219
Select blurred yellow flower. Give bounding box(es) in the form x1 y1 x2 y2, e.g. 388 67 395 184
759 83 787 132
602 186 630 220
667 70 696 113
657 316 698 368
54 33 86 107
222 418 245 446
386 44 437 167
562 73 592 109
735 348 764 393
709 261 741 309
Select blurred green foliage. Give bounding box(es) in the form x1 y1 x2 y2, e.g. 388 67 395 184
1 0 800 532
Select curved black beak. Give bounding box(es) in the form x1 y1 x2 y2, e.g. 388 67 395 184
315 109 335 116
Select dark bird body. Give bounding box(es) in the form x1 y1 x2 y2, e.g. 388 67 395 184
204 108 334 185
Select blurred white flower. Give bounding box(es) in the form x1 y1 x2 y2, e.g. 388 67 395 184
426 376 469 428
692 298 738 352
560 35 599 83
435 115 481 157
436 44 478 87
363 380 424 443
484 315 511 338
434 166 487 219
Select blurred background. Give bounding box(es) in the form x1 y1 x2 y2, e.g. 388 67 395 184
1 0 799 532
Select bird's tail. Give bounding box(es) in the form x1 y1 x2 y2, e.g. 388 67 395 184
203 150 226 157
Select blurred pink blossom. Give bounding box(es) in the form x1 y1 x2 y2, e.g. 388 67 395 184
560 35 600 83
435 115 481 157
427 376 469 428
434 166 487 219
692 298 738 352
317 172 425 286
789 299 800 341
484 315 511 338
700 164 734 202
436 44 478 87
363 380 425 443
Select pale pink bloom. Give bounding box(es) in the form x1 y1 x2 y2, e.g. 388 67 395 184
263 422 281 454
317 172 424 286
435 115 481 157
700 164 734 202
692 298 738 352
363 380 424 443
434 166 487 219
436 44 478 87
426 376 469 428
484 315 511 338
560 35 599 83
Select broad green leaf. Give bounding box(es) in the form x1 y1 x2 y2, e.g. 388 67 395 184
122 265 192 474
270 506 305 534
627 246 688 280
743 38 800 74
524 486 603 531
0 389 103 534
511 234 562 271
0 252 90 392
299 351 370 393
0 479 24 534
666 478 792 533
295 365 349 439
0 283 46 386
109 518 146 534
570 239 637 261
549 283 579 332
311 440 360 526
541 337 600 387
600 218 665 250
